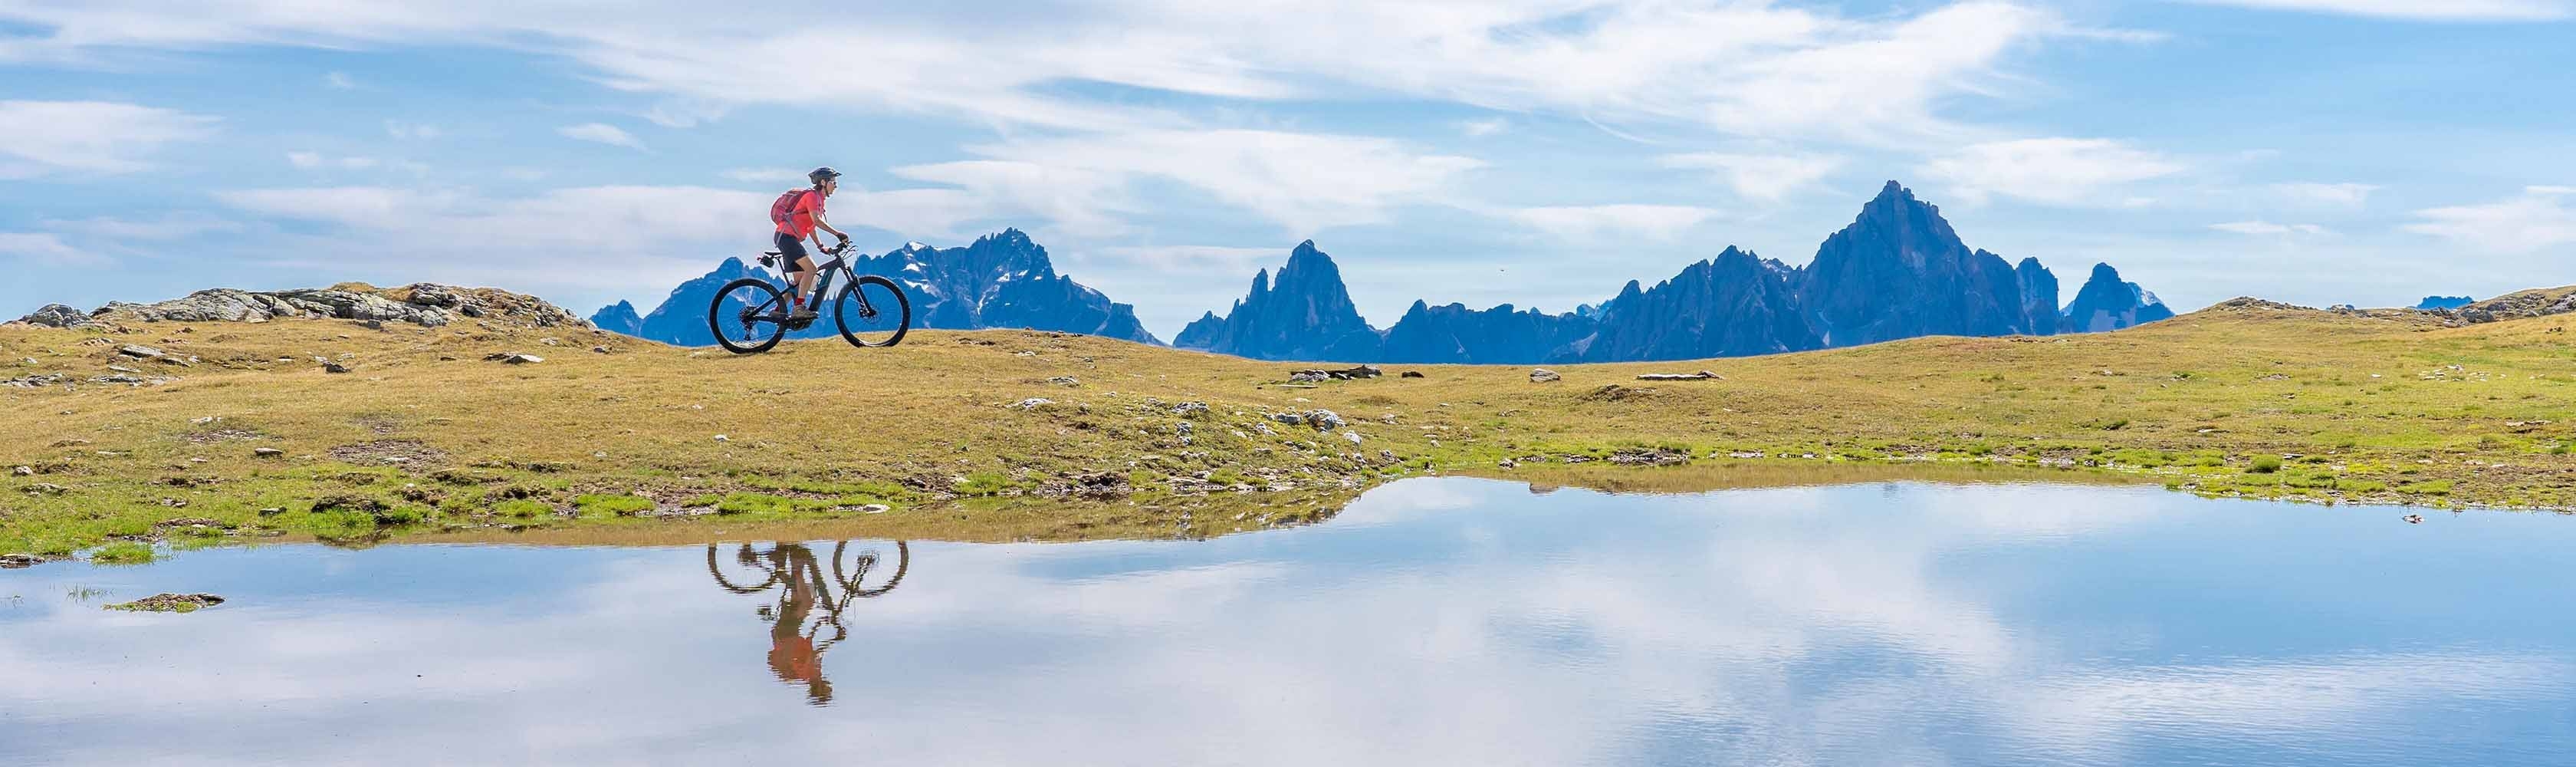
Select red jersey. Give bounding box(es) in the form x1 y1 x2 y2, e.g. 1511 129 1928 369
776 189 824 239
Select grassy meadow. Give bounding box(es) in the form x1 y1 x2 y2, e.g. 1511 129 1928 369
5 290 2574 560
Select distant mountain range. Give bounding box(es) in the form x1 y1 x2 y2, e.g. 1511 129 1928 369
592 229 1158 346
597 181 2174 363
1177 181 2170 363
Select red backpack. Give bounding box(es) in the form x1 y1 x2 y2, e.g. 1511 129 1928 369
769 189 812 226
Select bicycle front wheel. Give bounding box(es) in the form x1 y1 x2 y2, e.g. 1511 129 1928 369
708 278 789 354
833 275 912 348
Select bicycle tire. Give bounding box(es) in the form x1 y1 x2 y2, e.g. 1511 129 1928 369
706 544 781 594
833 275 912 348
708 278 789 354
833 540 909 597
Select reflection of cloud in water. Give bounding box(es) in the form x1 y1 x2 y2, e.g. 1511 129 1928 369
3 479 2571 765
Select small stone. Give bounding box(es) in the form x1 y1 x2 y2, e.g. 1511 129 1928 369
10 466 31 476
106 364 141 374
25 482 67 495
1046 375 1080 387
859 504 890 514
1270 412 1304 425
1010 397 1054 411
538 337 561 346
116 344 163 359
712 434 730 442
1342 431 1364 446
1401 370 1424 378
591 346 611 354
1171 400 1210 418
323 361 351 374
254 447 285 458
1530 368 1562 383
258 507 286 516
485 352 544 364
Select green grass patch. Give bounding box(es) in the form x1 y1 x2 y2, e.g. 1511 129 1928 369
90 542 157 565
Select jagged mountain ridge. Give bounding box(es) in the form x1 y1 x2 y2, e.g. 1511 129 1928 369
1178 181 2173 364
594 229 1158 346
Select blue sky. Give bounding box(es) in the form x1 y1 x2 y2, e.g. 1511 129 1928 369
2 1 2571 337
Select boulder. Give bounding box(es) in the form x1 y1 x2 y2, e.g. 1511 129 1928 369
12 304 100 328
1530 368 1562 383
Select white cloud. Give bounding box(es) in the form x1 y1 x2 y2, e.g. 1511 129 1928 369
2210 220 2331 235
1510 205 1718 242
2179 0 2575 21
0 2 2118 143
39 213 243 241
1092 245 1280 275
323 71 356 89
1659 151 1845 202
288 151 380 170
557 122 646 150
721 168 807 184
932 130 1484 235
0 232 89 265
1457 118 1508 138
2272 182 2379 207
0 100 215 178
1920 137 2187 206
383 120 440 140
2404 188 2576 253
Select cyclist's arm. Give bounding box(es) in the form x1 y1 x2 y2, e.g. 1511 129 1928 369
811 206 847 243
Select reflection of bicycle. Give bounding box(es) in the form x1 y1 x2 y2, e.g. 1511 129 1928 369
706 541 909 706
707 242 913 354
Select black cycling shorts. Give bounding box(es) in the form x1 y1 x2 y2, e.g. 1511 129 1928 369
774 232 811 273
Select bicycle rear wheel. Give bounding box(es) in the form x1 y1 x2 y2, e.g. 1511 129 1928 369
833 275 912 348
709 278 790 354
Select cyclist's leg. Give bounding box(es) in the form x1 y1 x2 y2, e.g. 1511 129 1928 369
775 232 818 318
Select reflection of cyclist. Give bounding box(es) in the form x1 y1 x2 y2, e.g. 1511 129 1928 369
764 545 835 704
709 540 908 706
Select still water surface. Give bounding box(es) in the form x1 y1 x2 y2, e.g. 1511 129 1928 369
5 479 2573 765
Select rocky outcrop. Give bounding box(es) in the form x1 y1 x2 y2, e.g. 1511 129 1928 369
11 283 588 331
1174 241 1382 360
2447 287 2576 324
1799 182 2042 345
2062 263 2175 332
1558 247 1819 363
601 229 1161 347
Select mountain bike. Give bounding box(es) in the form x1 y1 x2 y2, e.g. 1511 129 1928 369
707 242 912 354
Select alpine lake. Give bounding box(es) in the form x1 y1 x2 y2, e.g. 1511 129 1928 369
5 478 2572 765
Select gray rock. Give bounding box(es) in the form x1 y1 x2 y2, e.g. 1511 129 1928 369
12 304 99 328
1171 400 1210 418
1010 397 1054 411
1529 368 1562 383
485 352 544 364
253 447 285 458
1303 409 1346 430
322 362 351 374
11 466 31 476
116 344 164 359
1270 412 1305 425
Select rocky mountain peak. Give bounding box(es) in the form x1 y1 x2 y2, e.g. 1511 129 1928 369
2064 262 2174 332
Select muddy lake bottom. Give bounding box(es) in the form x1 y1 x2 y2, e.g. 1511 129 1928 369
5 479 2574 765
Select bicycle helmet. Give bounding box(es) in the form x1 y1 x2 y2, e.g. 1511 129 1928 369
808 166 842 185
